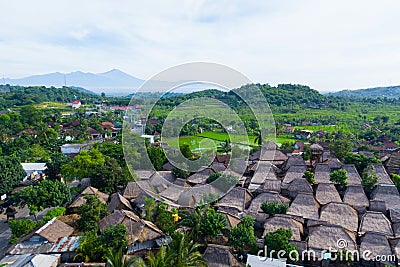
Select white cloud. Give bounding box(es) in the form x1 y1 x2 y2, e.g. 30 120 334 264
1 0 400 91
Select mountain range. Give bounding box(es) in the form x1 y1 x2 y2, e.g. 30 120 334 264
3 69 144 95
326 85 400 99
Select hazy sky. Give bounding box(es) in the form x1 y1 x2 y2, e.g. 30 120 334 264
1 1 400 92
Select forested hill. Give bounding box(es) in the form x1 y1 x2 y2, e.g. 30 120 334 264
328 85 400 99
0 85 98 109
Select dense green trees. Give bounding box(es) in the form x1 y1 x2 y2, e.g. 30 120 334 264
343 152 380 173
12 180 71 220
264 228 298 261
77 195 109 232
303 171 315 184
0 157 26 195
330 169 348 186
147 146 167 171
362 165 379 194
228 216 257 252
45 152 71 180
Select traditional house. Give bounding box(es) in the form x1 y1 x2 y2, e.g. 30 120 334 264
177 184 219 207
282 165 306 185
247 192 290 214
263 214 304 241
107 193 132 212
307 225 357 259
287 193 320 220
342 164 362 185
99 210 166 253
319 202 358 232
203 244 242 267
359 232 394 264
373 163 393 185
315 183 342 206
371 184 400 210
68 186 109 213
187 168 215 185
32 218 74 243
215 187 252 215
359 211 393 236
283 178 313 199
282 156 306 171
343 185 369 213
123 180 153 200
313 164 331 184
218 211 241 229
249 161 278 191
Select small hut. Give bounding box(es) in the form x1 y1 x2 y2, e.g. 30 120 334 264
107 193 133 212
203 244 242 267
343 185 369 212
359 211 393 236
371 184 400 210
247 192 290 214
284 178 313 199
359 232 394 264
282 165 306 184
315 183 342 205
342 164 362 185
313 164 331 184
287 193 320 220
215 187 252 215
319 202 358 232
263 214 304 241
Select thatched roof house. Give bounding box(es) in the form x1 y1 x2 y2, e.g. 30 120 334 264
203 244 242 267
287 193 320 220
314 164 331 184
99 210 164 245
282 156 305 171
123 180 153 200
263 214 304 241
307 225 357 257
342 164 362 185
372 163 393 185
282 165 306 184
343 185 369 212
186 167 214 185
324 158 343 170
359 232 394 263
177 184 220 207
159 184 188 203
390 237 400 260
371 184 400 210
149 171 175 193
219 211 241 229
315 183 342 205
34 218 74 243
107 193 133 212
249 161 277 190
319 202 358 232
359 211 393 236
68 186 109 212
211 162 226 173
135 170 155 180
285 178 313 198
260 179 282 193
247 192 290 214
215 187 252 214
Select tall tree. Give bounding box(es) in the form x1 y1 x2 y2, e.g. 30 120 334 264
77 195 109 232
0 157 25 196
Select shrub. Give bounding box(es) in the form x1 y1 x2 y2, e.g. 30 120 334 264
261 201 289 216
330 169 348 186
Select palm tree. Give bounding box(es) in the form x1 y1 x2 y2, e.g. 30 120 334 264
106 247 138 267
169 233 207 267
147 246 170 267
220 139 231 154
254 129 263 146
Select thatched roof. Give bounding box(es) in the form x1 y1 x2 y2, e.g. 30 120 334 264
247 192 290 214
107 193 133 212
259 179 282 193
343 185 369 211
315 183 342 205
177 184 220 207
359 211 393 236
250 161 277 185
186 167 214 184
282 165 306 184
123 180 153 200
203 244 242 267
282 156 306 171
319 202 358 232
135 170 155 180
263 214 304 241
160 184 187 202
285 178 312 198
371 184 400 210
35 218 74 243
360 233 393 262
287 193 320 220
310 143 323 150
149 171 175 193
373 163 393 184
68 186 109 209
215 187 252 213
162 162 174 171
218 210 241 229
307 225 357 255
390 237 400 259
211 162 226 173
341 164 362 185
390 209 400 224
324 158 343 170
314 164 331 184
99 210 164 244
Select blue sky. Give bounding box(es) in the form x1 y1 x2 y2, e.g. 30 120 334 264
1 0 400 92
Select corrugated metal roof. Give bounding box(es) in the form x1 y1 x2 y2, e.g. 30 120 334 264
50 236 82 253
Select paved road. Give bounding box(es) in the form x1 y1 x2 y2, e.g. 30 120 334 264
0 206 49 259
